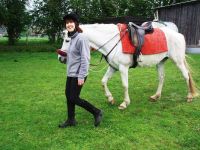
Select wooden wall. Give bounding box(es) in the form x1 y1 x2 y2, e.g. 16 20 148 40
157 1 200 46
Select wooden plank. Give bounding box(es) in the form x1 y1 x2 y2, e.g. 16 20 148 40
158 1 200 45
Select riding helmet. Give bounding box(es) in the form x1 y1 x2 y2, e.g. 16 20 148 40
63 12 79 24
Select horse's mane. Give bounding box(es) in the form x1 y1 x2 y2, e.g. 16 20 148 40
80 24 117 34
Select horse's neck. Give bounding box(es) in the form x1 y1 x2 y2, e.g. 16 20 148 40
80 24 120 55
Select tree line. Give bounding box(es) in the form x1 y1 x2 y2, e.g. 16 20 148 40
0 0 188 45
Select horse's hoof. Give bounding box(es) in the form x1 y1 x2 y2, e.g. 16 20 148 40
149 97 157 102
118 105 126 110
108 97 115 105
187 94 193 102
149 95 160 102
187 97 193 103
187 99 193 102
108 99 115 105
110 99 115 105
118 103 127 110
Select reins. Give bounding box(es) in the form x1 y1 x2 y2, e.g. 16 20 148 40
90 27 128 70
104 28 127 59
90 32 120 67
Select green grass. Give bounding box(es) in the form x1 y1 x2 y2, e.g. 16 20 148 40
0 37 60 52
0 52 200 150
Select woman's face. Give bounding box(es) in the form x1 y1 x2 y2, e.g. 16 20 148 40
66 20 76 32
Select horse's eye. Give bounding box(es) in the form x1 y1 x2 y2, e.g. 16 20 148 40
65 40 70 42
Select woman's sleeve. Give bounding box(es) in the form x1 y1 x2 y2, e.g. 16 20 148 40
77 36 90 80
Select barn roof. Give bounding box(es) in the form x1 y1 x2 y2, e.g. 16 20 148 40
156 0 200 9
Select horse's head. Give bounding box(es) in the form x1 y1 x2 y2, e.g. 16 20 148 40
61 30 71 51
57 30 70 64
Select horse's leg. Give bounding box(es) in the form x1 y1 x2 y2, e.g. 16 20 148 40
150 61 165 101
118 65 130 110
101 66 116 104
175 59 198 102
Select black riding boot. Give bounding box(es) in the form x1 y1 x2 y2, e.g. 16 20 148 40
58 119 77 128
94 110 103 127
75 99 103 127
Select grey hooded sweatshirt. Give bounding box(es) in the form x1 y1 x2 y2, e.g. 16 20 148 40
66 32 90 80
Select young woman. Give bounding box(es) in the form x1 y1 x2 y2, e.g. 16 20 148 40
59 13 103 128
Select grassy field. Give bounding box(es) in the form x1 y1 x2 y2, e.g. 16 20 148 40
0 37 60 52
0 51 200 150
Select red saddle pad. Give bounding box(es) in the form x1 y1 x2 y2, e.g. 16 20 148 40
117 24 168 55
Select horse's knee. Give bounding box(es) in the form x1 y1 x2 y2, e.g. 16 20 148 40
159 74 165 81
124 87 128 93
101 78 107 86
122 84 128 91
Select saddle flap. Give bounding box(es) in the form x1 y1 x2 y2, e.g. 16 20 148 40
128 23 145 47
136 29 145 46
128 25 137 46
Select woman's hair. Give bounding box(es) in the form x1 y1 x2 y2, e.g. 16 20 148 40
75 22 83 33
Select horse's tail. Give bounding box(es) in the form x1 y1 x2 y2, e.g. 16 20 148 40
184 58 199 97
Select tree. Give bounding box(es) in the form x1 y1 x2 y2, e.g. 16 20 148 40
150 0 189 7
32 0 69 43
20 0 192 45
67 0 150 22
0 0 29 45
64 0 102 23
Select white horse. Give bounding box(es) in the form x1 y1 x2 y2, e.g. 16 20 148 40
58 23 198 110
58 21 178 63
151 21 179 32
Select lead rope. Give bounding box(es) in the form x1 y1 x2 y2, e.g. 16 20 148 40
89 63 109 72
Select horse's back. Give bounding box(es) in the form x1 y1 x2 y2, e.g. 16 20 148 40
152 21 178 32
160 27 186 59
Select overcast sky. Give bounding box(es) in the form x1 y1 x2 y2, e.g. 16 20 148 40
26 0 34 10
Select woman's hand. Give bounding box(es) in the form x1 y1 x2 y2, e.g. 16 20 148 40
78 79 84 86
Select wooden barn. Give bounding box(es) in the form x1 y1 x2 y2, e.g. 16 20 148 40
155 0 200 50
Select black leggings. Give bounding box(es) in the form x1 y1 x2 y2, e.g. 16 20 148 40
65 77 99 120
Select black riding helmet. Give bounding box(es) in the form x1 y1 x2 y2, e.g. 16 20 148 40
63 12 79 24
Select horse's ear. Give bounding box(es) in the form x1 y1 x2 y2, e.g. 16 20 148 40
62 30 68 38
